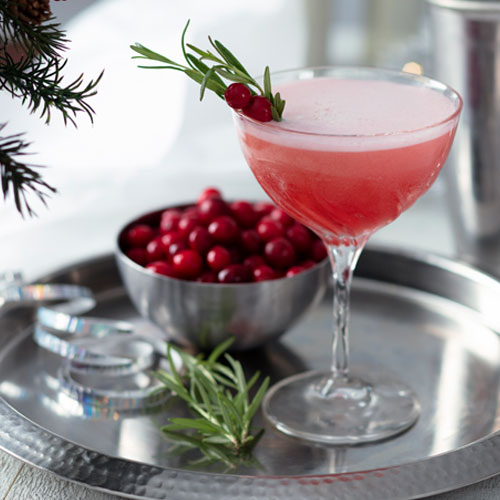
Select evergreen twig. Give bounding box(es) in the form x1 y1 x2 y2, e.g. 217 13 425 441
0 6 66 60
0 51 103 126
156 338 269 467
0 2 103 216
0 123 56 217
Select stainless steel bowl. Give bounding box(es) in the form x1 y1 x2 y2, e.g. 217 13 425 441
115 206 329 350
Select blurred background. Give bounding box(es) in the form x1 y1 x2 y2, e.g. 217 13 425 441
2 0 445 279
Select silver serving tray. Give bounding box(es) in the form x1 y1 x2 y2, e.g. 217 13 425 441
1 246 500 499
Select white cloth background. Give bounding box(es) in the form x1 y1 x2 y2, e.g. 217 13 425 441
0 0 307 278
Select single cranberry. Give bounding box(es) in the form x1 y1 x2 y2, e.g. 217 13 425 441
125 224 154 248
286 223 312 254
224 83 252 109
196 270 218 283
172 249 203 279
270 208 294 228
230 200 257 228
126 248 148 266
166 241 188 260
310 239 328 262
162 208 182 219
265 237 297 269
218 264 251 283
253 265 277 282
242 95 273 122
183 206 201 218
178 215 202 238
243 254 267 270
160 209 182 233
146 260 177 278
188 226 213 255
206 245 231 271
240 229 262 254
208 215 240 244
198 198 230 224
254 201 275 218
146 237 164 262
286 265 305 278
160 231 184 252
257 217 284 241
197 187 222 205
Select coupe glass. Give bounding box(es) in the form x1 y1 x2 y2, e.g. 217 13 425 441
233 67 462 444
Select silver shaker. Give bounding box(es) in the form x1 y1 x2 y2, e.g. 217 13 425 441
427 0 500 275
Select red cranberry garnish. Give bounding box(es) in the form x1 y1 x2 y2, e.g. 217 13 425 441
301 259 317 269
123 188 321 282
228 246 243 264
230 200 257 228
253 201 275 218
166 241 188 260
243 254 267 270
253 265 276 281
126 248 148 266
206 245 231 271
146 260 177 278
197 187 222 205
178 215 202 238
224 83 252 109
218 264 251 283
310 239 328 262
256 217 284 241
240 229 262 254
198 198 230 224
160 209 182 233
160 231 184 252
286 265 305 277
270 208 294 228
188 226 213 255
265 237 297 269
242 95 273 122
125 224 154 248
172 250 203 279
286 223 312 254
146 237 164 262
196 270 218 283
183 206 200 219
208 215 240 244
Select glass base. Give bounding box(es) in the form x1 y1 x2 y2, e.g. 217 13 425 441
262 370 420 445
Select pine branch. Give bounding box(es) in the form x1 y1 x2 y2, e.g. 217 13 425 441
0 2 104 216
0 5 66 60
0 123 56 217
0 50 104 126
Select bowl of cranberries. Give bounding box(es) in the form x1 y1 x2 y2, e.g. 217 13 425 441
116 188 329 350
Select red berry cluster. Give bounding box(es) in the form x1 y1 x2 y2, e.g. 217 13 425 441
224 83 273 123
122 188 327 284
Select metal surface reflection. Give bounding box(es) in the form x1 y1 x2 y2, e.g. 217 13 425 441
1 250 500 492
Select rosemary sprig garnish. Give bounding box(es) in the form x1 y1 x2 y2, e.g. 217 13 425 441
155 338 269 465
165 433 265 473
130 20 285 121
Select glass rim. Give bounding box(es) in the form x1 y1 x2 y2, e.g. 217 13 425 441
234 65 463 139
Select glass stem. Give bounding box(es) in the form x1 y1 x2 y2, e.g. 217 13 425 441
327 239 367 383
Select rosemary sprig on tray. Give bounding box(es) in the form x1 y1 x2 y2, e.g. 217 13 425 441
154 338 270 466
130 20 285 121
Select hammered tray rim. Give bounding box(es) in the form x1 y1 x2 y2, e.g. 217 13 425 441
1 246 500 500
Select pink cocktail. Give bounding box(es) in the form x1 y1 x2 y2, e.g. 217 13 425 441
234 67 462 444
